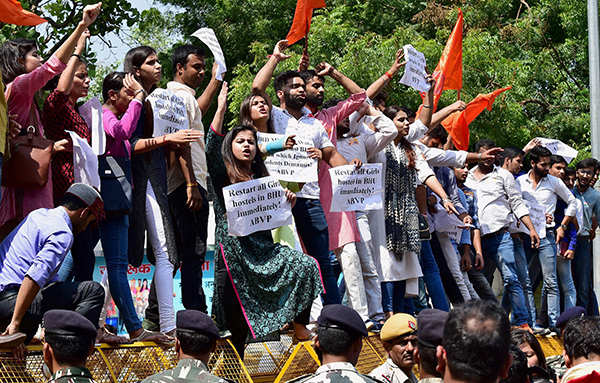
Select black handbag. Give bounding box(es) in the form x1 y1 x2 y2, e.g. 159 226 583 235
98 154 132 216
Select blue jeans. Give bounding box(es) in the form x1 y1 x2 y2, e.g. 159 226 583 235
523 231 560 327
100 215 142 333
292 198 341 305
58 225 100 282
482 230 530 326
572 237 599 315
557 256 577 311
381 281 415 314
502 236 536 325
419 240 450 311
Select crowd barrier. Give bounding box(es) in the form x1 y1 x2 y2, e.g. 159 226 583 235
0 333 563 382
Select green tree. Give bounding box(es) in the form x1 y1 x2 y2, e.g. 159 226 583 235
154 0 591 156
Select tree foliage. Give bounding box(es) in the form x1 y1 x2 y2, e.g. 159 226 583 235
1 0 591 156
155 0 591 155
0 0 139 66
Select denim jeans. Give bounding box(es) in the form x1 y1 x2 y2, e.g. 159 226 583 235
99 214 142 333
381 281 415 314
292 198 340 305
572 237 599 314
419 240 450 311
482 229 530 326
501 236 536 325
430 233 463 304
523 231 560 327
57 225 100 282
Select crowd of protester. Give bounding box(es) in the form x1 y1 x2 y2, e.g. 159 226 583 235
0 3 599 382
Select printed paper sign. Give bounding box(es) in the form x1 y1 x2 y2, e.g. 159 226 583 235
147 88 189 137
223 176 293 237
191 28 227 81
79 97 106 155
399 44 431 93
523 137 579 164
257 132 318 182
329 164 383 212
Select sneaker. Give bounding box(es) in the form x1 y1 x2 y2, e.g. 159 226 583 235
366 320 383 333
142 318 160 332
546 327 559 337
533 327 550 336
219 329 232 338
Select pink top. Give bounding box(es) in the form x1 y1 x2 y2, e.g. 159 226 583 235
102 99 143 157
316 92 366 250
0 56 67 225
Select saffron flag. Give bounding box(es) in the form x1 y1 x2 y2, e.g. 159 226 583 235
420 9 463 111
0 0 47 26
286 0 326 46
441 86 511 150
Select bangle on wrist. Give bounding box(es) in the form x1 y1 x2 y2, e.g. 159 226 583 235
422 104 432 109
384 71 393 80
186 183 197 188
71 53 82 60
478 153 482 160
161 135 167 145
135 88 146 97
442 198 451 204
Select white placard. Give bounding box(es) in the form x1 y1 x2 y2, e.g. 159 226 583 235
67 131 100 190
257 132 318 183
399 44 431 93
191 28 227 81
147 88 189 137
329 164 383 212
523 137 579 164
223 176 293 237
79 97 106 155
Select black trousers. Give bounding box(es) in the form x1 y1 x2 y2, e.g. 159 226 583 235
145 184 210 325
0 281 104 342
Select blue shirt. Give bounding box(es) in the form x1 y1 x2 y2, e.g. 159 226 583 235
573 186 600 235
0 207 73 292
457 186 480 246
432 167 467 215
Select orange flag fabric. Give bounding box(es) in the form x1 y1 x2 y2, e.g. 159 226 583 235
286 0 326 46
421 9 463 112
0 0 47 26
441 86 512 150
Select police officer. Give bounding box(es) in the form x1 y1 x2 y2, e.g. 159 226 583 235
42 309 99 383
142 310 229 383
415 309 448 383
288 304 383 383
369 314 418 383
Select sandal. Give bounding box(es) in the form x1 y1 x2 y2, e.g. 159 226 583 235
0 332 26 349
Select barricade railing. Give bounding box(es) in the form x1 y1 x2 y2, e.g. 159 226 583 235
0 334 563 382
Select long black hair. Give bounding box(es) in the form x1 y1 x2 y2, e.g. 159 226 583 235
221 125 269 184
0 38 38 84
123 46 157 90
239 90 275 133
383 105 416 168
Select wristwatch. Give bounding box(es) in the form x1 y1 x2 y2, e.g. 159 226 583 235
560 224 568 231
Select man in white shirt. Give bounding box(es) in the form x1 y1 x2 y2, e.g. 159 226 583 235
145 45 222 327
464 139 540 328
517 145 578 330
252 42 355 305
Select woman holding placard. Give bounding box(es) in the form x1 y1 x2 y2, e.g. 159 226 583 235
208 83 322 357
124 46 202 338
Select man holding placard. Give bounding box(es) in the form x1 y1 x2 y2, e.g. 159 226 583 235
252 40 359 305
143 44 223 330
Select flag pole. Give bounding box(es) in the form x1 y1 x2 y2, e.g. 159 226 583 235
457 89 461 101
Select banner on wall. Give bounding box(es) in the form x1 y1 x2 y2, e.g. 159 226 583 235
94 248 215 334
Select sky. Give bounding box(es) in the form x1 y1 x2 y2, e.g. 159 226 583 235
89 0 179 67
